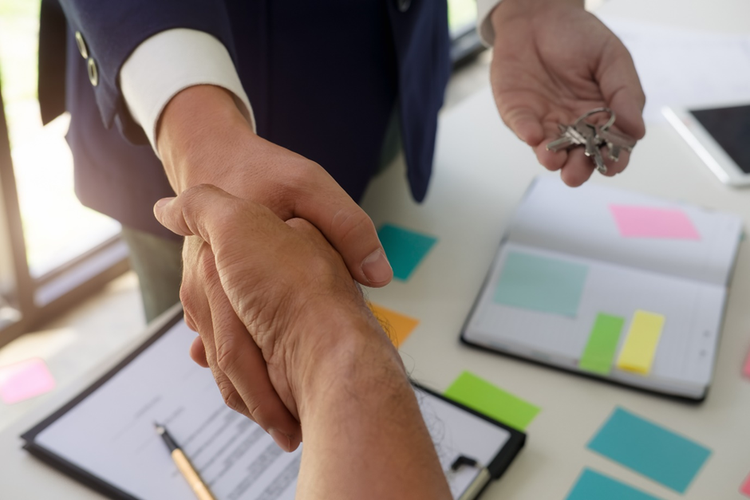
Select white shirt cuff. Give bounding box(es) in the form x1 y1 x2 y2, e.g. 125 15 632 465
120 28 255 155
476 0 504 47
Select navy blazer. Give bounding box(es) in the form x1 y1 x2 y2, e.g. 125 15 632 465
46 0 450 238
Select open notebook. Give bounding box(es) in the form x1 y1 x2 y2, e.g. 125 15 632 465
22 310 524 500
461 177 742 400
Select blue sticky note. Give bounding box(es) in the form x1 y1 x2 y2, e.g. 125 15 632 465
493 251 588 317
566 469 663 500
378 224 437 281
587 408 711 493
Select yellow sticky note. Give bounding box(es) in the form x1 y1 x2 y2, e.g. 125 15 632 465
616 310 665 375
369 303 419 347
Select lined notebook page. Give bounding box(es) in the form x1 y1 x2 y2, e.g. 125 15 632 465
508 178 742 285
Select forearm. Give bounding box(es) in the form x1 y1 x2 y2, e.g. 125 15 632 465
292 310 450 500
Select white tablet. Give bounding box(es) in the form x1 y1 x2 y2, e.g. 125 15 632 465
663 103 750 186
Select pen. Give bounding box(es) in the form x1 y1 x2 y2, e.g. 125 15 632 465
154 422 216 500
451 455 491 500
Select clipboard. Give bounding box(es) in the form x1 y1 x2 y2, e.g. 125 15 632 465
21 307 525 500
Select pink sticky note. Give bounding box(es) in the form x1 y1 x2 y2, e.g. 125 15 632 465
743 350 750 378
610 205 700 240
0 358 56 404
741 472 750 497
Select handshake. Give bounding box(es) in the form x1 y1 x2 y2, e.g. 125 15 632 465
153 185 451 499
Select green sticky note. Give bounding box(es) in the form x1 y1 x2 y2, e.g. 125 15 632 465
579 314 626 375
588 408 711 493
377 224 437 281
444 371 540 431
494 251 588 317
566 468 663 500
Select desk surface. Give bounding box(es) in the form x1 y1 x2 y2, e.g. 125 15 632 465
3 1 750 499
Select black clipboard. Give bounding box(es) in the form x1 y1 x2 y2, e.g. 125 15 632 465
20 308 525 500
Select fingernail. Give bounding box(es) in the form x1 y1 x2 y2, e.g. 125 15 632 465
269 428 292 452
361 249 392 285
153 197 174 211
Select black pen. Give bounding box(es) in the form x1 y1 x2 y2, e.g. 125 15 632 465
154 422 216 500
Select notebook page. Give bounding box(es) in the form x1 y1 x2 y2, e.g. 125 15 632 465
32 320 510 499
463 242 725 394
507 177 742 286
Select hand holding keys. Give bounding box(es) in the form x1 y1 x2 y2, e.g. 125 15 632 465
546 108 637 175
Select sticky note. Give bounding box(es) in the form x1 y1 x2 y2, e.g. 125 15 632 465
444 371 540 431
616 311 664 375
579 314 626 375
566 468 663 500
587 407 711 493
369 303 419 347
0 358 56 404
493 251 588 317
610 205 700 240
741 472 750 497
377 224 437 281
743 349 750 378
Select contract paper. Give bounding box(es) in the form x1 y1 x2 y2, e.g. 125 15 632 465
32 320 511 499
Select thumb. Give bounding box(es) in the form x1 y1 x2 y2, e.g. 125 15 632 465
292 175 393 288
153 184 245 243
153 196 194 236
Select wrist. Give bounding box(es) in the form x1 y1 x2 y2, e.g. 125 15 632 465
288 300 406 419
156 85 255 193
491 0 584 35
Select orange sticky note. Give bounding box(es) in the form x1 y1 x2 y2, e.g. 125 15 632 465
369 303 419 347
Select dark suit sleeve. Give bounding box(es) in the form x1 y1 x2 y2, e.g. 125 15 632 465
58 0 237 142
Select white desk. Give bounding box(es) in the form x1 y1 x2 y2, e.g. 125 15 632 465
3 0 750 498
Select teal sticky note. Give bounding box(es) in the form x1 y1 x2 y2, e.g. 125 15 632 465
378 224 437 281
566 469 663 500
587 408 711 493
493 251 588 317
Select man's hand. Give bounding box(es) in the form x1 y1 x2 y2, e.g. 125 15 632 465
490 0 646 187
154 186 452 498
154 184 374 452
154 86 392 448
155 185 450 498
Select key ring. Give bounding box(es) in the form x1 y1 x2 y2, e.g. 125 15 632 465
573 107 616 131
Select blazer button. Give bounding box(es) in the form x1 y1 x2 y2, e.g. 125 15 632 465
74 31 89 59
87 58 99 87
397 0 411 12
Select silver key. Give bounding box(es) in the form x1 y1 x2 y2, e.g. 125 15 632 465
546 124 587 152
576 122 608 174
595 126 637 162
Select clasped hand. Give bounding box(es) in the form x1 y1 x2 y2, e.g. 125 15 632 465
154 185 374 452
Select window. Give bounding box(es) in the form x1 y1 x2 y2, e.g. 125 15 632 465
0 1 129 348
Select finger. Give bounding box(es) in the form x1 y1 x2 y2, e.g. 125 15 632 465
559 147 595 187
597 38 647 140
600 147 631 176
204 265 302 452
534 121 576 172
182 239 248 417
189 336 209 368
501 108 546 147
155 185 274 245
289 171 392 287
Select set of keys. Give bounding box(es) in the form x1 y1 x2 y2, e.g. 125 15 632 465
546 108 637 175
